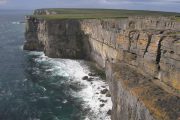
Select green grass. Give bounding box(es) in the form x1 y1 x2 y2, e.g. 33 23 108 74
175 16 180 22
31 14 128 20
31 8 180 20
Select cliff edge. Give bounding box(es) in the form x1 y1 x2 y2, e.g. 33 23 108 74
24 9 180 120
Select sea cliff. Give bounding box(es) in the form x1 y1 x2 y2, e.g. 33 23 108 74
24 9 180 120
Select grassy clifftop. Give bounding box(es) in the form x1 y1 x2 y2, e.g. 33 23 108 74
31 8 180 20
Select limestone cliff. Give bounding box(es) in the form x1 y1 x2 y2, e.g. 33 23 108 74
24 14 180 120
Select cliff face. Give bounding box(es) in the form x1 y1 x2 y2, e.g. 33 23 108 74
80 18 180 91
24 17 90 59
24 16 180 120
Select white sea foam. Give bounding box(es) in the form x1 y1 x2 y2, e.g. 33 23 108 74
31 52 112 120
39 96 49 99
12 21 20 24
62 99 68 104
19 45 24 50
39 86 46 91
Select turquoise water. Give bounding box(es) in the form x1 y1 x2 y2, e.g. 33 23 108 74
0 10 111 120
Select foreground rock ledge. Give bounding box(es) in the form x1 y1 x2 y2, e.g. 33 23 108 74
106 62 180 120
24 13 180 120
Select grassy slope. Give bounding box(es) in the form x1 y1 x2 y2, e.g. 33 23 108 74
31 8 180 20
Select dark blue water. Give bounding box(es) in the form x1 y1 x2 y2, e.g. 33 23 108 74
0 10 111 120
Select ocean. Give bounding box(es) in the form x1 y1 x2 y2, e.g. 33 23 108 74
0 10 112 120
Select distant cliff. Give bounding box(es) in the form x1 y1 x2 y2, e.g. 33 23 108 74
24 9 180 120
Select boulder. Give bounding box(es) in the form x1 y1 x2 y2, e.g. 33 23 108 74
107 110 112 115
100 104 105 107
88 72 97 76
101 89 108 94
82 76 88 80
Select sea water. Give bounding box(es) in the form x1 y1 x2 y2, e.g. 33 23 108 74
0 10 112 120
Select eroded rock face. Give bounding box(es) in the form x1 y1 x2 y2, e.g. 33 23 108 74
24 17 44 51
24 16 180 120
24 17 90 59
80 18 180 91
106 62 180 120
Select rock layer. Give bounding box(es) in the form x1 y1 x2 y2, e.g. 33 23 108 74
24 15 180 120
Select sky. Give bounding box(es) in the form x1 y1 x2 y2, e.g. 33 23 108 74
0 0 180 12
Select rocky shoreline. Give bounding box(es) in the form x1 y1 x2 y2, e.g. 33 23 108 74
30 51 113 120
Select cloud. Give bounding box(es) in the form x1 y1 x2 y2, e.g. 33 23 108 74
154 0 180 2
0 0 7 4
0 0 179 12
104 0 180 3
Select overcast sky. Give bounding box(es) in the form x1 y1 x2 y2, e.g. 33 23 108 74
0 0 180 12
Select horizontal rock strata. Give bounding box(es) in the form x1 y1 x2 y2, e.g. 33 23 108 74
24 15 180 120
